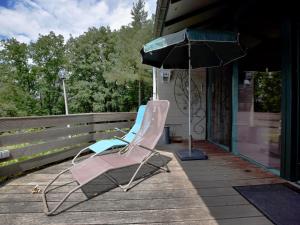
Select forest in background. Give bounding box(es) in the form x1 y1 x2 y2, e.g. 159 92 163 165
0 0 153 117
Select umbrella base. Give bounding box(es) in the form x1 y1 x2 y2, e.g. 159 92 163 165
176 149 208 161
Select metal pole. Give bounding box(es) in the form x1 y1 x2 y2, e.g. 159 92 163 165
188 42 192 156
152 67 157 100
138 79 141 106
62 78 69 115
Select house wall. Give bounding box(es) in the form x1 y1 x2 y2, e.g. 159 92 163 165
156 68 206 140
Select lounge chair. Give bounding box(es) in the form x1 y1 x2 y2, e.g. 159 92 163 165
72 105 146 165
42 100 170 215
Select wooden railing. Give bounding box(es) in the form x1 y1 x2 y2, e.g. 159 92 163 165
0 112 136 177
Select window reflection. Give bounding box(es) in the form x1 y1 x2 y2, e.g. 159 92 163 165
237 71 281 170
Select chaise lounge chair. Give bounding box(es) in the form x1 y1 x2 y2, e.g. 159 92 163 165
42 100 170 215
72 105 146 165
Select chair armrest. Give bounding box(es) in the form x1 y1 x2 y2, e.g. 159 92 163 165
114 127 127 134
114 136 131 154
114 135 154 153
114 136 130 144
114 136 155 154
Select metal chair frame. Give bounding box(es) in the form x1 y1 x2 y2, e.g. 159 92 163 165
42 144 169 216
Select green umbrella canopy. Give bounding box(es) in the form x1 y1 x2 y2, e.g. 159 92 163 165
141 28 246 69
141 28 246 159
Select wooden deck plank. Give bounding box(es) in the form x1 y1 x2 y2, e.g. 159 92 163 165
0 184 238 194
125 217 274 225
0 195 250 213
5 169 276 186
0 142 282 225
1 206 263 225
0 187 239 202
22 217 273 225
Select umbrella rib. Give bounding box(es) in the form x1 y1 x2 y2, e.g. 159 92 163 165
222 51 247 66
161 43 188 68
203 42 223 66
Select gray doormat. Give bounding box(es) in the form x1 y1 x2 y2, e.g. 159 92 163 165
234 183 300 225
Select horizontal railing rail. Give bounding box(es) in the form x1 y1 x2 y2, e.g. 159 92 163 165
236 112 281 127
0 112 136 177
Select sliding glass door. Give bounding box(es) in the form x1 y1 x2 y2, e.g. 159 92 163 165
236 71 282 170
207 66 232 148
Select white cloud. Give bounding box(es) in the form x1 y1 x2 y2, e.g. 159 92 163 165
0 0 156 43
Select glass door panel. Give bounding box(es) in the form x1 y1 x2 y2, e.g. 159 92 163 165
208 66 232 147
237 71 282 170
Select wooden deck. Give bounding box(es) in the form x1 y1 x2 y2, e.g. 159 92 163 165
0 142 283 225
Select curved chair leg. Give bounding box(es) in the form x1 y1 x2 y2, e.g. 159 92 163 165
119 161 146 192
105 152 170 192
155 151 170 172
119 153 157 192
142 151 169 173
42 168 80 216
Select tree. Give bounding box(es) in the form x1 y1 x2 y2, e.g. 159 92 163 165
0 2 154 116
131 0 148 28
66 27 116 113
30 32 66 115
104 1 153 106
0 83 33 117
1 39 35 93
254 72 281 113
0 39 39 116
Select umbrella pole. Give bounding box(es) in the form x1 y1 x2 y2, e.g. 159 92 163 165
174 42 208 161
188 42 192 157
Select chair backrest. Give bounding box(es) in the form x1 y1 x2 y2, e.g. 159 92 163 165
123 105 146 142
125 100 170 159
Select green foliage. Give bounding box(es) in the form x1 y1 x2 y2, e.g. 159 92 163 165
68 80 94 113
105 0 152 83
0 2 153 117
104 0 153 106
67 27 113 83
0 39 39 116
0 83 34 116
131 0 148 28
254 72 281 113
66 27 115 113
1 38 33 93
30 32 66 115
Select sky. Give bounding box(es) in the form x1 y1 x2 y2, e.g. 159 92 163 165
0 0 156 43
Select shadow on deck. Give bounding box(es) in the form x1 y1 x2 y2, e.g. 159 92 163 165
0 142 284 225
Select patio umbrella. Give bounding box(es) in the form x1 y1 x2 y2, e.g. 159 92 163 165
140 28 246 160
